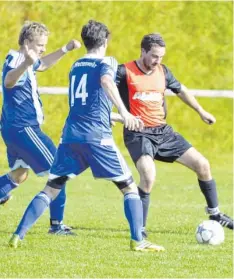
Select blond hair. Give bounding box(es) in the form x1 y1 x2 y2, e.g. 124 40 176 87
18 21 49 46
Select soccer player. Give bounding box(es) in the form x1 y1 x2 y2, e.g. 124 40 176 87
0 21 81 235
8 20 166 252
116 33 233 237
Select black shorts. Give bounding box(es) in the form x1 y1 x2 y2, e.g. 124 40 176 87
124 124 192 164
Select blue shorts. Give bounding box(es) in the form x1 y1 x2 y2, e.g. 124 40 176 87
1 125 56 176
49 139 132 182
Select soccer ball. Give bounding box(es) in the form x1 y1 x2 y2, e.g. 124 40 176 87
195 220 225 245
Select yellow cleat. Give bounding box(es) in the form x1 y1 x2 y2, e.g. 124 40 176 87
130 239 165 252
8 234 21 248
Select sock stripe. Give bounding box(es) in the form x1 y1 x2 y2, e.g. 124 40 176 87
124 193 140 201
6 174 19 186
37 191 52 205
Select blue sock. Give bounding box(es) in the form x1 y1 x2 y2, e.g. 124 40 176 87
124 192 143 242
15 191 51 239
0 174 18 199
49 185 66 227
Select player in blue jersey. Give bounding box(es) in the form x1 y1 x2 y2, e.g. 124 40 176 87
8 20 165 252
0 21 81 235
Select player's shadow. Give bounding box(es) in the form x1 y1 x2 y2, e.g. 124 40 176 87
75 226 192 235
0 226 191 236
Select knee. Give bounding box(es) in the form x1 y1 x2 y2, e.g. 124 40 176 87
140 173 155 193
10 169 29 184
47 176 69 190
195 157 211 177
113 176 138 194
45 176 68 200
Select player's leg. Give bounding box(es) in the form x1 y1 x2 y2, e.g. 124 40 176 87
0 128 30 204
116 179 164 252
176 147 233 230
21 126 69 232
124 128 157 238
1 125 71 233
157 125 233 230
0 167 29 204
9 143 87 247
9 180 66 248
136 155 156 237
88 141 164 252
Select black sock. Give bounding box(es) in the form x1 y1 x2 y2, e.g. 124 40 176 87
198 179 219 209
138 187 150 227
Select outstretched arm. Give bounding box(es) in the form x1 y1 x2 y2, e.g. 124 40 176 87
177 85 216 125
38 40 81 71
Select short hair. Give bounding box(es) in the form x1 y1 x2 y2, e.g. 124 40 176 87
141 33 166 52
81 20 110 51
18 21 49 46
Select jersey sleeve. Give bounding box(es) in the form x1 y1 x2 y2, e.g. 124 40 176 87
162 65 182 94
33 59 41 71
100 56 118 80
116 64 130 111
116 64 126 87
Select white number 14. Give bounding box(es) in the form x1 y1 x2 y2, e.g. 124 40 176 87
71 74 88 106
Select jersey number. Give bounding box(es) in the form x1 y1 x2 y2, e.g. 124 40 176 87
71 74 88 106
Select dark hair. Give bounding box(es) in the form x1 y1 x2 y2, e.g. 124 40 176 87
81 20 110 50
141 33 165 52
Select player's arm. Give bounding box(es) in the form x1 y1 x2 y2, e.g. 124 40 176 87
4 45 38 88
164 65 216 125
177 85 216 125
110 112 123 124
37 40 81 72
101 74 143 131
4 61 30 88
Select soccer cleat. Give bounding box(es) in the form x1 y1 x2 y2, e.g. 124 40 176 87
209 213 233 230
48 224 77 235
0 194 12 206
8 234 21 248
130 239 165 252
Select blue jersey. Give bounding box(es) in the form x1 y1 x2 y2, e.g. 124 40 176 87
1 50 43 128
62 55 118 144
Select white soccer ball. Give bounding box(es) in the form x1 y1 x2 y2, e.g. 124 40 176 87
195 220 225 245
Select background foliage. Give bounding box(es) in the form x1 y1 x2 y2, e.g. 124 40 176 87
0 1 232 88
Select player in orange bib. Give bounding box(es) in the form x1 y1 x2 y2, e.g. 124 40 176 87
116 33 233 237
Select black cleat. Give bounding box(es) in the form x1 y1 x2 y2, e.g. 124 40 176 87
48 224 77 235
0 194 12 206
209 213 233 230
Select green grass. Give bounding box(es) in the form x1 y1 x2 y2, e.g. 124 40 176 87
0 153 232 278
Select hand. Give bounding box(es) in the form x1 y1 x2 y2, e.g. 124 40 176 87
111 120 116 127
66 40 82 51
24 44 38 66
199 109 216 125
121 111 144 132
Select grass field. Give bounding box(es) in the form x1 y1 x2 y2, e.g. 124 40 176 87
0 152 232 278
